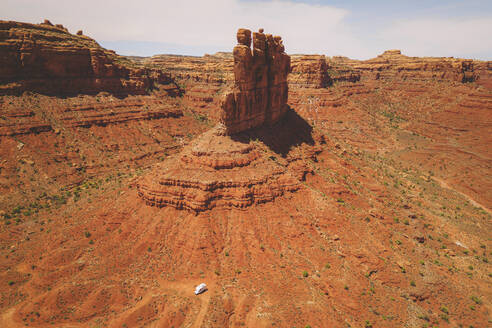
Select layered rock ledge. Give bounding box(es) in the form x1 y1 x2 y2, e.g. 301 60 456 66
137 127 301 211
0 20 179 96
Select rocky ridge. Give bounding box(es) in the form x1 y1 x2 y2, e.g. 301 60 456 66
142 49 491 92
0 20 180 96
334 49 492 87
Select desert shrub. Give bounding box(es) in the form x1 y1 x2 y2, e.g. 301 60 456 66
470 296 482 304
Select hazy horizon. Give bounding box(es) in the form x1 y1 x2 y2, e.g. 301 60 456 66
2 0 492 60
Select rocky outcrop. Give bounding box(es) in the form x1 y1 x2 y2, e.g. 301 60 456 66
137 126 301 211
289 55 361 88
335 50 492 87
139 53 234 121
142 53 234 86
133 49 490 96
289 55 332 88
220 28 291 134
137 29 306 212
0 20 180 96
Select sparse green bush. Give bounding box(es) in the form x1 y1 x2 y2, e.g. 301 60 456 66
470 295 482 304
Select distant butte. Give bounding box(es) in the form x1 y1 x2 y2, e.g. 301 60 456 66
137 28 312 211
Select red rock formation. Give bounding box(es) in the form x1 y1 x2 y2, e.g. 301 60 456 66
2 20 492 328
290 55 332 88
220 28 291 134
139 53 234 122
137 49 490 97
137 126 301 211
137 29 307 212
334 49 492 87
0 20 179 96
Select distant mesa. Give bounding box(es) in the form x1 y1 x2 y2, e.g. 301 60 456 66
137 28 310 212
380 49 402 56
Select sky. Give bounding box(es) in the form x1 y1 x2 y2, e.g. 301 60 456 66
1 0 491 60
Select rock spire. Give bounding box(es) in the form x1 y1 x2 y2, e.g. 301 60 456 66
220 28 291 134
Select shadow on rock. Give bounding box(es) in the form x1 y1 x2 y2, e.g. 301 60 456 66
230 106 314 158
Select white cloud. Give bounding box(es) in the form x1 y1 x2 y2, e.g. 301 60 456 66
1 0 491 59
379 17 492 59
0 0 369 57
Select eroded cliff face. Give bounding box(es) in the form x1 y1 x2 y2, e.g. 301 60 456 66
220 28 291 134
334 49 492 87
289 55 333 88
142 49 491 97
0 20 179 96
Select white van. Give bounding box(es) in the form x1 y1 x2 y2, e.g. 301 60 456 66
194 283 207 295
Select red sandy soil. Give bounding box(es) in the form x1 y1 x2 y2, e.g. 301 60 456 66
1 80 490 327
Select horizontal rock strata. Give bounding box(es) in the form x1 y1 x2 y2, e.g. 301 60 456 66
0 20 179 96
333 50 492 86
0 98 182 136
220 28 291 134
137 128 300 211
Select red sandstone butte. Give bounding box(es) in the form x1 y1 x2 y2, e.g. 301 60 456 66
137 29 310 212
220 28 291 134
